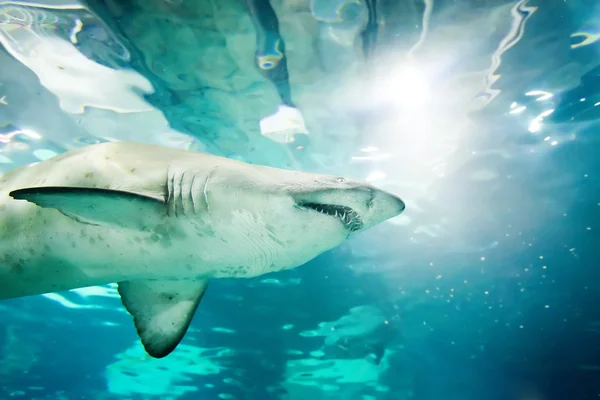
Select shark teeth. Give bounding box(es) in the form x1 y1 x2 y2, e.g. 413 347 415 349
298 202 363 232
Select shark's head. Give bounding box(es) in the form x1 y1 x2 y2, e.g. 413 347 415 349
203 162 405 272
287 175 405 235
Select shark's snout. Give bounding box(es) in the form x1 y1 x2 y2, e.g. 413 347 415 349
290 182 405 234
363 187 405 229
397 197 406 213
375 188 405 214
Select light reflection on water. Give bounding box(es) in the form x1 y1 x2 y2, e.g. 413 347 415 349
0 0 599 399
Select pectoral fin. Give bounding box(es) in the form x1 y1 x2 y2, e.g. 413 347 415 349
9 186 165 229
118 278 209 358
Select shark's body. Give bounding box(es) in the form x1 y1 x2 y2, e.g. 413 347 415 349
0 142 404 357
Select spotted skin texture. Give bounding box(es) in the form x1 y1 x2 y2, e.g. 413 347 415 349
0 141 406 295
0 141 405 357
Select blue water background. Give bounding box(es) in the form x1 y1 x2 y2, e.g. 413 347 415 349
0 0 599 399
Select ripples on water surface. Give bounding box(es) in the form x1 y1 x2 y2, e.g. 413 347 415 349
0 0 599 399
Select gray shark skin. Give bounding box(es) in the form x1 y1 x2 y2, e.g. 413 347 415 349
0 142 405 358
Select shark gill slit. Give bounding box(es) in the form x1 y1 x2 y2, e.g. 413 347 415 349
166 167 174 217
166 166 180 217
189 171 197 214
202 168 214 213
178 169 186 217
172 173 179 218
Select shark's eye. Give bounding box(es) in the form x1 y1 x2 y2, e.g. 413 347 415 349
336 177 345 183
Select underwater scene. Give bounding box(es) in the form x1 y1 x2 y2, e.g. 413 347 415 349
0 0 599 399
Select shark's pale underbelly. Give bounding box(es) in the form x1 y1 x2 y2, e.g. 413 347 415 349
0 194 283 299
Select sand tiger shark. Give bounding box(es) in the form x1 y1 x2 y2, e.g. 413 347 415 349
0 142 405 358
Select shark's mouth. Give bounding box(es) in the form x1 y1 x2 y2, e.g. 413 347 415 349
298 202 364 232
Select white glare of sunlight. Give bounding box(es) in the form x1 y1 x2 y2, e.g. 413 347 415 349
371 64 431 110
20 128 41 139
0 128 41 143
509 103 527 114
41 293 96 309
365 170 386 182
351 153 391 162
528 109 554 133
21 129 42 139
525 90 553 101
0 33 154 114
360 146 379 153
528 119 541 133
72 284 120 299
259 104 308 144
69 18 83 44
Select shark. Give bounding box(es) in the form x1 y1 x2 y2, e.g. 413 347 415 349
0 141 405 358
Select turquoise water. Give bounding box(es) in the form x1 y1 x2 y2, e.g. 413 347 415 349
0 0 599 399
